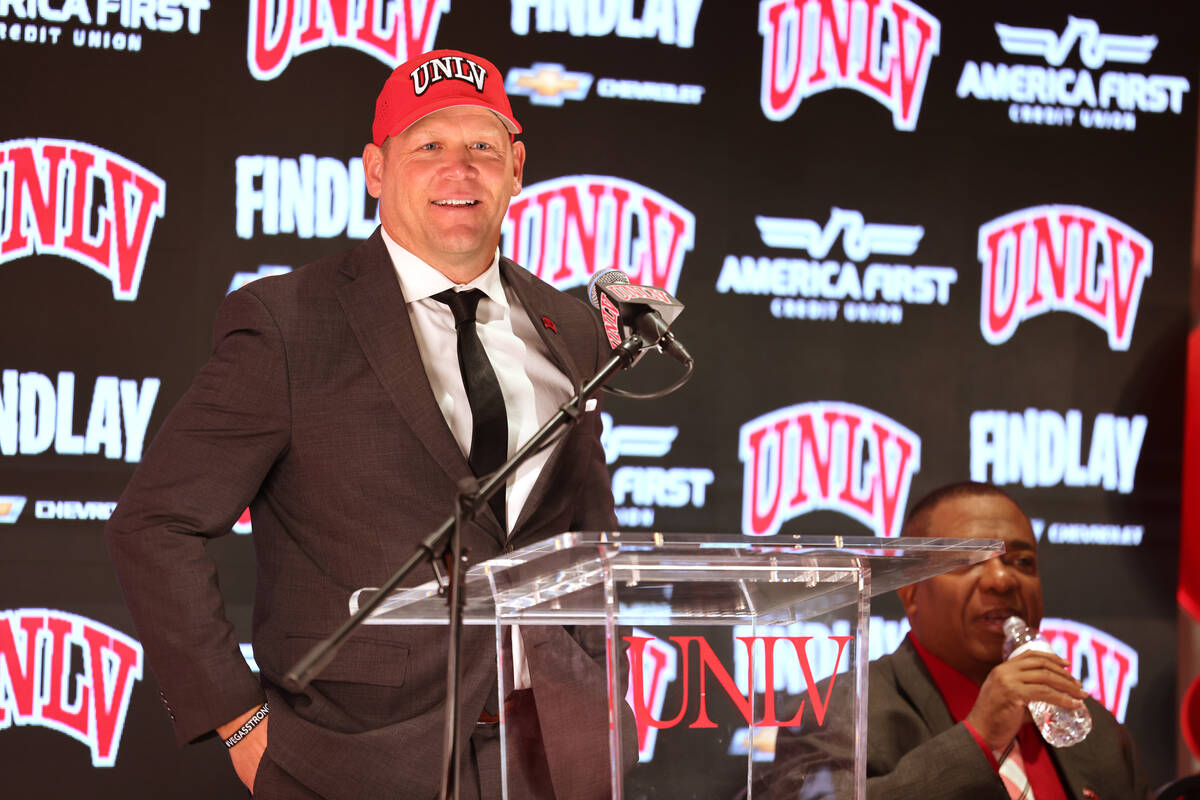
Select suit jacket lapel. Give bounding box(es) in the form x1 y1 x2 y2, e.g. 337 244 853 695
1050 746 1089 799
336 232 506 541
499 258 588 536
890 638 958 734
500 258 584 386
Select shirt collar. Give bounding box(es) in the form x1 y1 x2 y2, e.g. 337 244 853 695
379 227 508 310
907 633 982 723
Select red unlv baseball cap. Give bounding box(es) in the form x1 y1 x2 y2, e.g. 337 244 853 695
372 49 521 145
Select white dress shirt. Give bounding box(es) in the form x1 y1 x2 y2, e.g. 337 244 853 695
381 230 576 535
381 230 578 689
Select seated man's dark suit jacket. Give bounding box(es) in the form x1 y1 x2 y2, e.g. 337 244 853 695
105 229 630 799
766 637 1150 800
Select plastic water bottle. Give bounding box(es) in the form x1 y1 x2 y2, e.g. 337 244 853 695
1001 616 1092 747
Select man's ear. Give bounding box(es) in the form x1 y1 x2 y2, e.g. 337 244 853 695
510 140 526 196
896 584 918 620
363 142 384 199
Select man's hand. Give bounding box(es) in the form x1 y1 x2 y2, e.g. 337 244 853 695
965 650 1088 751
217 705 270 793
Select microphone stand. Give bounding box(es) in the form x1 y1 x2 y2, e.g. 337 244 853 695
284 331 648 800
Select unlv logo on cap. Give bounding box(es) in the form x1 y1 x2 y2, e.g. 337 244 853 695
409 53 488 95
978 205 1152 351
247 0 448 81
503 175 694 294
739 401 921 538
758 0 941 131
0 139 165 301
0 609 143 767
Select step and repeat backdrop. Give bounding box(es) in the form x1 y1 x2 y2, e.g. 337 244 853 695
1 1 1197 796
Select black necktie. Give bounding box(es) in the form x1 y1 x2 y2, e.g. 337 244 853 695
432 288 508 529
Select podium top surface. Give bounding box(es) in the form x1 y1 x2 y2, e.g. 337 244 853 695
352 532 1003 626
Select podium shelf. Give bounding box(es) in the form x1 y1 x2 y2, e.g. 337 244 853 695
350 532 1002 626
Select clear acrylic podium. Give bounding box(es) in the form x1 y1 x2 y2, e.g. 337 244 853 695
349 532 1001 799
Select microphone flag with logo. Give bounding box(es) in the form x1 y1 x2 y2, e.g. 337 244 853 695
586 268 691 365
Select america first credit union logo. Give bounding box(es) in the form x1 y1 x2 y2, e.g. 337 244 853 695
717 207 957 325
502 176 694 294
602 413 714 529
247 0 448 81
957 16 1190 131
0 1 210 53
759 0 940 131
979 205 1152 351
739 402 921 538
0 139 166 301
0 609 144 767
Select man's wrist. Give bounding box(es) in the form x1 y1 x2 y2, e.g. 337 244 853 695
963 719 1001 770
222 702 269 749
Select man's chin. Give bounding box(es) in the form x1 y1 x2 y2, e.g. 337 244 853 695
968 641 1005 670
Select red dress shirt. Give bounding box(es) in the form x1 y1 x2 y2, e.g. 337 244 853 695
908 634 1070 800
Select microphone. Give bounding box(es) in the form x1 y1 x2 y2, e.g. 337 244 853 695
586 269 693 366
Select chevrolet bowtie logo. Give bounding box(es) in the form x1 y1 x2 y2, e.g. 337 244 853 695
505 63 593 106
520 68 580 96
0 495 27 524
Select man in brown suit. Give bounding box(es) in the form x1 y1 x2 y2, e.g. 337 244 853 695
106 49 623 799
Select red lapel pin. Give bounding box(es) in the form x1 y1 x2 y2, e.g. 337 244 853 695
1082 789 1098 799
541 315 557 333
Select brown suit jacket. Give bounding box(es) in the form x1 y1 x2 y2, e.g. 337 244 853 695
105 230 624 799
767 637 1151 800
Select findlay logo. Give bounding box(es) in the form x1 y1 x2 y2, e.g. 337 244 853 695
958 16 1190 131
503 175 694 295
0 609 143 767
0 139 165 301
409 53 486 96
971 408 1147 495
235 154 378 241
717 207 957 325
247 0 448 81
739 402 920 538
1041 617 1138 722
509 0 702 48
0 0 209 53
979 205 1152 351
0 370 161 463
759 0 940 131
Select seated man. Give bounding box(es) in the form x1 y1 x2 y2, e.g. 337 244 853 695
767 481 1151 800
